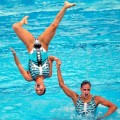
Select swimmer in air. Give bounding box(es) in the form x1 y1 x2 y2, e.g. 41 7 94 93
10 48 61 95
12 1 75 95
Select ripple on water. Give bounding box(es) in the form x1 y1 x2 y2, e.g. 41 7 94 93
3 106 14 111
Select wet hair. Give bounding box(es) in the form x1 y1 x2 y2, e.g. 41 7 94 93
37 88 46 96
81 80 91 88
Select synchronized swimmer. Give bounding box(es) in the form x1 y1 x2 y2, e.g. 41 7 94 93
10 0 117 119
11 1 75 95
56 63 117 119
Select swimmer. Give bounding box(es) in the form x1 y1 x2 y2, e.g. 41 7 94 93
12 1 75 95
56 64 117 119
10 48 61 95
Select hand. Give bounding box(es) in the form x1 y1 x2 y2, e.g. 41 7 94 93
56 59 61 68
10 48 16 55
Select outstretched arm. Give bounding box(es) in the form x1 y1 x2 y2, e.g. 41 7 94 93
56 64 78 105
96 96 117 120
10 48 32 81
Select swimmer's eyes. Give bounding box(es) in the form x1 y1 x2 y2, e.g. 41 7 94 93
83 89 90 91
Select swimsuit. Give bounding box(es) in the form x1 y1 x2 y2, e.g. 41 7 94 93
28 39 50 80
75 96 97 117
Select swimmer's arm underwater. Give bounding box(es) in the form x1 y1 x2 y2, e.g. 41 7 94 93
10 48 32 81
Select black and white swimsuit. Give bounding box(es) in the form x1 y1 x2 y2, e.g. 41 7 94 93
28 39 50 80
75 96 97 116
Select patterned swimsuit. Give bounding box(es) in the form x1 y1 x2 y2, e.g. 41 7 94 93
75 96 97 117
28 39 50 80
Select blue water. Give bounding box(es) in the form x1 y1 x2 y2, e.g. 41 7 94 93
0 0 120 119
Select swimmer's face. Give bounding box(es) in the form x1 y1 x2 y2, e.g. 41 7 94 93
81 84 91 99
35 84 46 95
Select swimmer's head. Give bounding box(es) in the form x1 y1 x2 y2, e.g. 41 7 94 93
80 80 91 99
35 83 46 96
81 80 91 88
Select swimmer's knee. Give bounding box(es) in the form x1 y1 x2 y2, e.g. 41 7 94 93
51 22 58 30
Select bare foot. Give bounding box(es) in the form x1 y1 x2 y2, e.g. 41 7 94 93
64 1 76 9
20 16 29 25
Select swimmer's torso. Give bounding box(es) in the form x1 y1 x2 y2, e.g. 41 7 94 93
28 39 50 80
75 95 97 117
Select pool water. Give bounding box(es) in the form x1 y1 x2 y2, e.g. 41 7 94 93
0 0 120 119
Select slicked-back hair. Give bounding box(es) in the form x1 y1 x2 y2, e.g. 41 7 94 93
81 80 91 88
